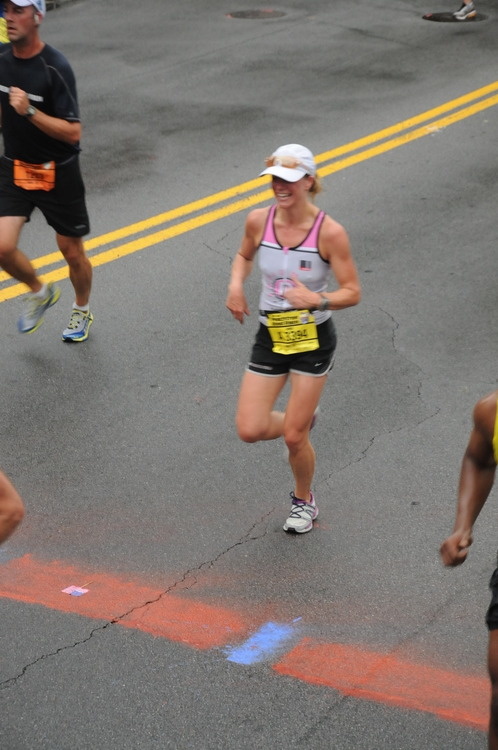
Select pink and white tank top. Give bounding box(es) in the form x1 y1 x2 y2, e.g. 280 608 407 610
258 204 331 325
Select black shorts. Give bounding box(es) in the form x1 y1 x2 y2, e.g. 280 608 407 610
0 155 90 237
486 567 498 630
247 317 337 377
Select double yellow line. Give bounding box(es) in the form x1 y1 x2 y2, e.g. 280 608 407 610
1 80 498 303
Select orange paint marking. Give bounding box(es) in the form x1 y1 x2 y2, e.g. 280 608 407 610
273 638 489 730
0 555 489 730
0 555 247 649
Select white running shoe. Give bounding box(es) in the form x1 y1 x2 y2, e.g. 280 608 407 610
453 2 476 20
62 309 94 342
283 492 318 533
18 282 60 334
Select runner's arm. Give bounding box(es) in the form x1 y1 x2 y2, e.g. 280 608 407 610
440 397 497 566
9 86 81 145
226 209 265 323
308 218 361 310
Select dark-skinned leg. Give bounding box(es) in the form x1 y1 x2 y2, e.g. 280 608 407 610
488 629 498 749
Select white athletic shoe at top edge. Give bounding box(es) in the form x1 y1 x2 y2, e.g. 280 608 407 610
453 2 476 20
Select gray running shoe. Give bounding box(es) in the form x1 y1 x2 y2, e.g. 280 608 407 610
283 492 318 533
62 309 94 342
453 2 476 19
18 282 61 333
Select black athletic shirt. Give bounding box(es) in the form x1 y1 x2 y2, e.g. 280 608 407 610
0 43 81 164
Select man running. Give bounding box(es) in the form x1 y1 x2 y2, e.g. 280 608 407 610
440 390 498 748
0 0 93 341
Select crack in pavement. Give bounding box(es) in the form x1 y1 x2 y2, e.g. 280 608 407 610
320 304 441 482
201 239 232 259
0 509 275 691
321 395 441 485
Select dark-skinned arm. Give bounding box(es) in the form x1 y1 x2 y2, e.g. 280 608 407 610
440 395 497 566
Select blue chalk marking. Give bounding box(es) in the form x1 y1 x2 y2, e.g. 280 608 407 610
224 622 297 665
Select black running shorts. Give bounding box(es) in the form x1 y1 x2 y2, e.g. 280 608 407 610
0 155 90 237
486 567 498 630
247 317 337 377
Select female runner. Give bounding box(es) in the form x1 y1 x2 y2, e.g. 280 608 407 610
226 144 361 533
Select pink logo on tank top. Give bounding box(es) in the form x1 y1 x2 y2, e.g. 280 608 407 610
273 276 296 298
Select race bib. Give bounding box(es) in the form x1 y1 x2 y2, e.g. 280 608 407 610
266 309 319 355
13 159 55 191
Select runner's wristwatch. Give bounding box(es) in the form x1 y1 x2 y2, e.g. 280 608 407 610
25 105 36 117
318 295 329 311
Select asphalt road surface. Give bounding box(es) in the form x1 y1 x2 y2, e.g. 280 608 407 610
1 1 497 748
